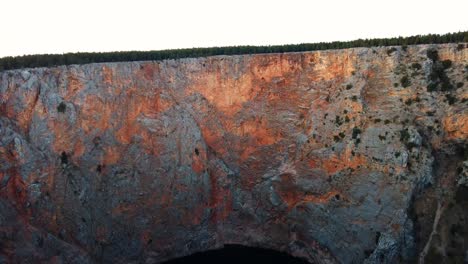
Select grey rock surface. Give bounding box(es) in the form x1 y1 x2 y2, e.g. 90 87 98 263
0 43 467 263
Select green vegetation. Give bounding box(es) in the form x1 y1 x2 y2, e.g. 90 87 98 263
387 47 397 55
426 49 439 61
445 94 457 105
0 31 467 71
426 111 435 116
335 116 343 126
411 62 422 70
57 102 67 113
427 50 454 91
352 127 362 139
399 128 418 149
441 59 452 69
400 75 411 87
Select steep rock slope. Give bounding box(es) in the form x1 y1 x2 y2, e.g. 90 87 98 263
0 44 467 263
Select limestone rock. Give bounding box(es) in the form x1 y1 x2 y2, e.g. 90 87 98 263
0 43 467 263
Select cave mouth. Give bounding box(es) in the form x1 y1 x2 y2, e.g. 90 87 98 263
162 244 311 264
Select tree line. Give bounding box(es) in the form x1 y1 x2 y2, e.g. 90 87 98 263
0 31 466 71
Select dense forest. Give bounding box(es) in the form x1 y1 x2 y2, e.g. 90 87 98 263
0 31 467 71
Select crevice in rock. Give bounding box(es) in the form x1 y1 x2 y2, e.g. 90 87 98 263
410 142 467 263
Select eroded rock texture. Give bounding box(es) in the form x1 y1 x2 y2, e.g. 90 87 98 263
0 44 467 263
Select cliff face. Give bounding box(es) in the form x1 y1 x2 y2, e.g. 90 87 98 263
0 44 467 263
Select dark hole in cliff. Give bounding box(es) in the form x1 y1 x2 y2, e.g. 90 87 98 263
162 244 311 264
96 164 102 173
93 136 101 147
57 102 67 113
375 231 381 244
60 152 68 165
194 148 199 156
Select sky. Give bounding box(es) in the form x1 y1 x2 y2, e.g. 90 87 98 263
1 0 467 58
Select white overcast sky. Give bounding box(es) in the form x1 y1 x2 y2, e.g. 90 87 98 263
1 0 467 58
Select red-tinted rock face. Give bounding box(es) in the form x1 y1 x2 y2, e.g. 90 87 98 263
0 44 467 263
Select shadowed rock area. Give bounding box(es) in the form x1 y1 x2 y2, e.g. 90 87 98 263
162 244 310 264
0 43 467 263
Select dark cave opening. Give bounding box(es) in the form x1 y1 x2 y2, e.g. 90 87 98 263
162 244 311 264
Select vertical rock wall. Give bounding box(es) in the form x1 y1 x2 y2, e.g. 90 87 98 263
0 43 467 263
